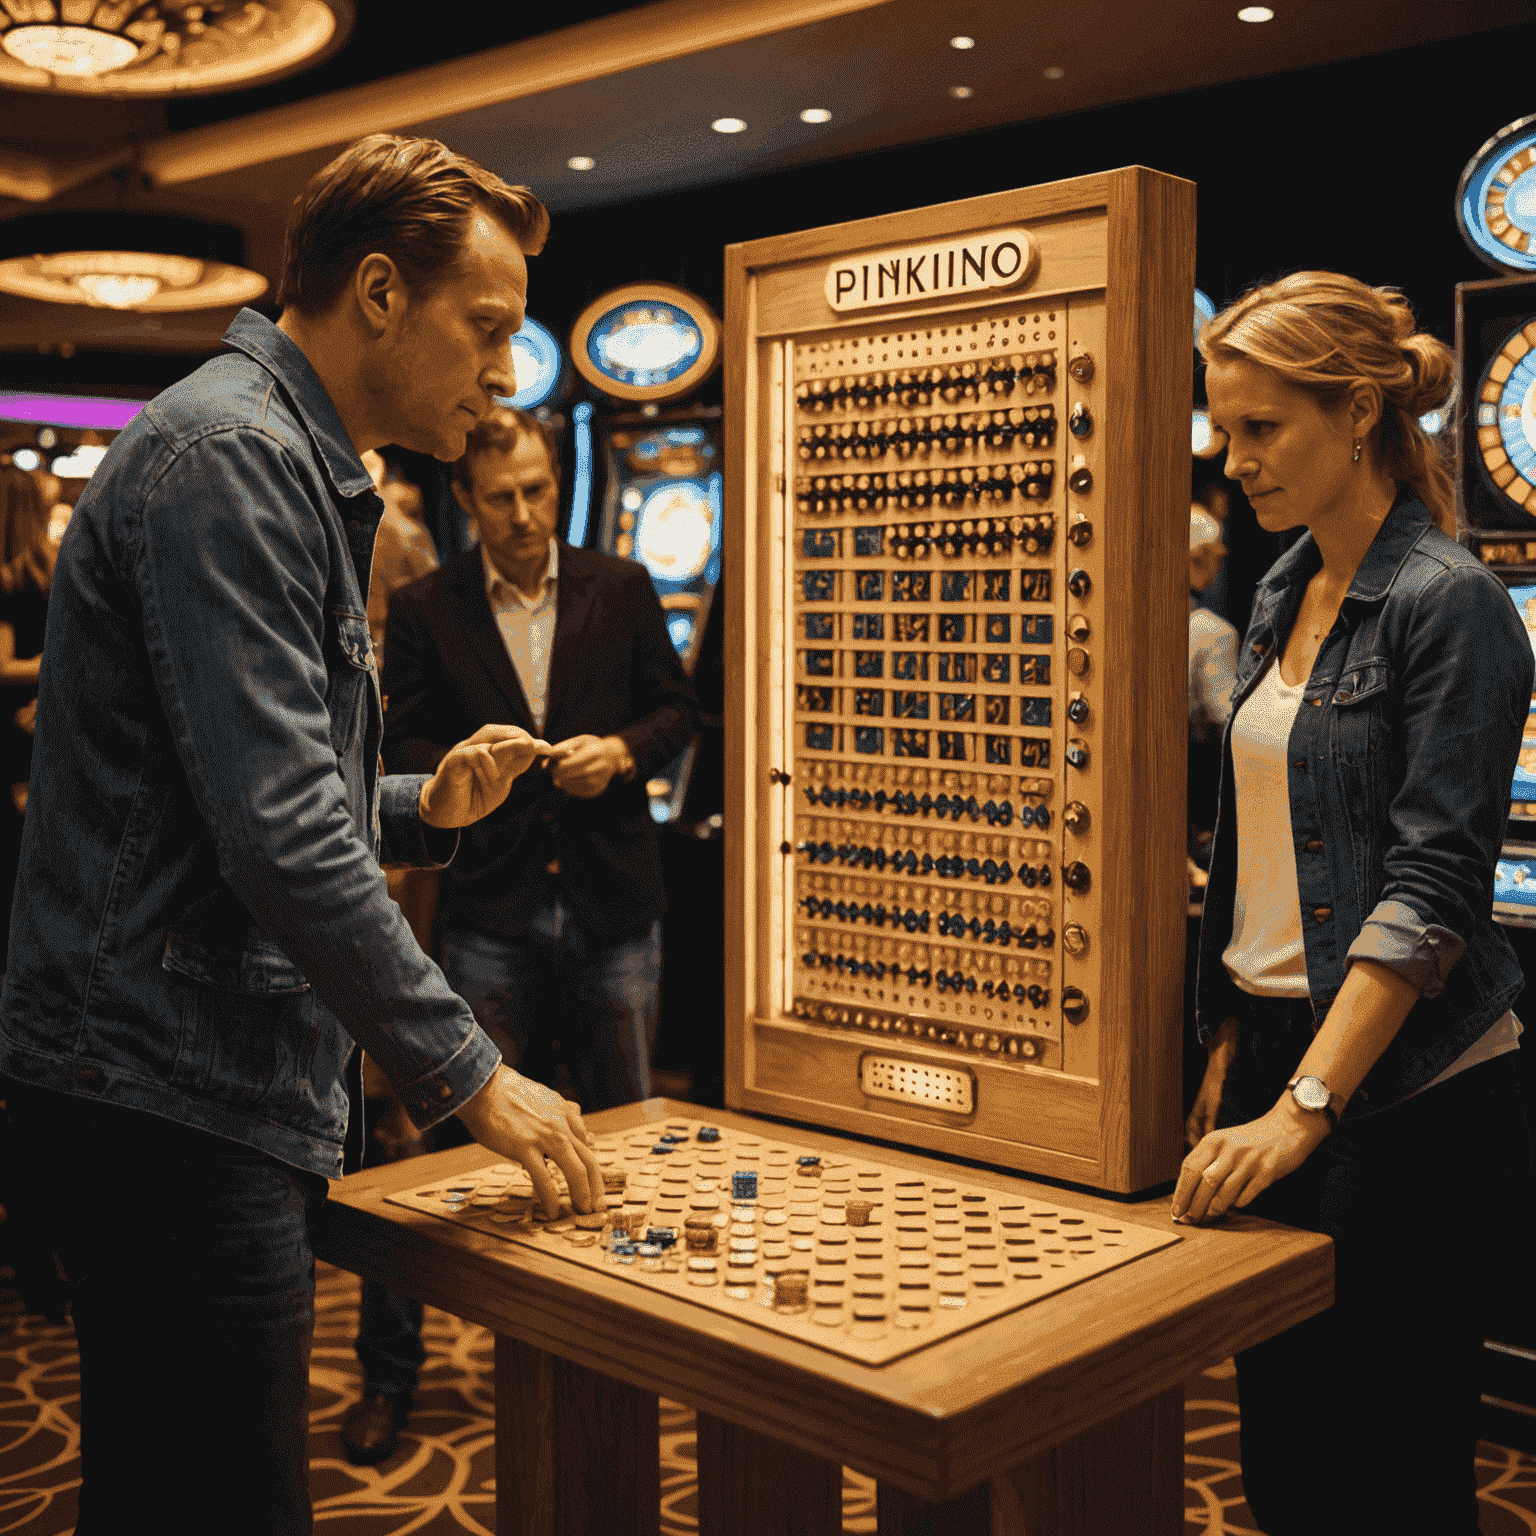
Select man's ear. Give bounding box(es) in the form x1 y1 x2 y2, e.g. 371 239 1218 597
353 253 405 338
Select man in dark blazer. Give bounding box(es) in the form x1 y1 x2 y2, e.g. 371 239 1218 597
382 405 698 1113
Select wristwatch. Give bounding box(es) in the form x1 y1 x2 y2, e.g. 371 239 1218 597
1286 1075 1344 1132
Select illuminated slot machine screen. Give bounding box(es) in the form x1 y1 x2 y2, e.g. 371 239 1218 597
573 285 724 821
724 170 1196 1194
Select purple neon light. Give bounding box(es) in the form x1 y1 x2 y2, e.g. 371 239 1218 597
0 392 145 430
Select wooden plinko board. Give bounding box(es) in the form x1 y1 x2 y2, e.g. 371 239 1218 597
724 169 1195 1193
383 1115 1179 1367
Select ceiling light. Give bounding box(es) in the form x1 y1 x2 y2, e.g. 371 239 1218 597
0 1 352 98
0 251 267 313
9 449 40 473
712 117 748 133
1043 66 1065 79
800 108 832 124
1237 5 1275 19
949 85 973 99
567 156 596 171
949 35 975 49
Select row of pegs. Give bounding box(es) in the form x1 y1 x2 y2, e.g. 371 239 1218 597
797 406 1057 463
795 354 1057 413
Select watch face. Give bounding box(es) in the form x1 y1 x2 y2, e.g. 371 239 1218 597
1293 1076 1329 1111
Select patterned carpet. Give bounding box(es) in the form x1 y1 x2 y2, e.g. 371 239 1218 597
2 1261 1534 1535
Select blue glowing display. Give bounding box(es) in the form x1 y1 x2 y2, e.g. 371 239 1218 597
586 301 704 388
1457 115 1536 273
632 474 722 590
495 317 563 410
1193 288 1215 348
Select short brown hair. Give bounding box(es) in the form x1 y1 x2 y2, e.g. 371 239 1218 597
278 134 550 317
453 405 561 496
1199 271 1458 536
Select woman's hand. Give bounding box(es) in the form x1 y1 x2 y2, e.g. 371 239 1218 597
1185 1015 1238 1149
1172 1098 1330 1226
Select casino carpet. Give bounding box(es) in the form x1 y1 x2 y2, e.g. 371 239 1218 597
2 1261 1534 1534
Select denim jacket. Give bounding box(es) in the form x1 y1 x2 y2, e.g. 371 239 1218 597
1195 492 1532 1117
0 310 501 1177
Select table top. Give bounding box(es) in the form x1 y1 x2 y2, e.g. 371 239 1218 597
316 1097 1332 1498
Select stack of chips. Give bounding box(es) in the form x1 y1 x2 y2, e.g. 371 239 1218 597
796 1155 822 1177
774 1272 810 1310
684 1217 717 1253
845 1199 875 1227
731 1170 758 1202
645 1226 678 1249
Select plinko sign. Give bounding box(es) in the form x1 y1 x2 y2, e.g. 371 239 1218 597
824 228 1039 313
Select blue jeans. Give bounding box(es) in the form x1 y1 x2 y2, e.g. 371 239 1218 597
4 1081 326 1535
442 902 660 1113
1217 1005 1531 1536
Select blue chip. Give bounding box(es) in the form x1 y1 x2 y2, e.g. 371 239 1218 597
698 1127 721 1142
645 1227 678 1248
796 1155 821 1166
651 1143 676 1154
731 1171 759 1200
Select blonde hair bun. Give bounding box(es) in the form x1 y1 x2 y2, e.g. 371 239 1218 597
1199 270 1458 536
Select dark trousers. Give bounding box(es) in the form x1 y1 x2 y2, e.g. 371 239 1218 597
4 1082 327 1536
1217 1006 1531 1536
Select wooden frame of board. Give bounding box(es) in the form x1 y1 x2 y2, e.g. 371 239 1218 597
723 167 1195 1194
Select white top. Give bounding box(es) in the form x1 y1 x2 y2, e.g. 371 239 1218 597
482 538 559 734
1224 654 1523 1093
1189 601 1239 735
1224 654 1309 996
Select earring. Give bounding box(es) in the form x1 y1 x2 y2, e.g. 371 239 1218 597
1352 438 1361 464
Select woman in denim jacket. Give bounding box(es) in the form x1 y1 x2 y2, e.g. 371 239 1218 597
1175 272 1533 1535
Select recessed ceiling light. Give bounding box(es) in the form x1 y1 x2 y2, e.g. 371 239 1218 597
949 35 975 50
1237 5 1275 19
1043 66 1065 79
10 448 40 473
567 156 596 171
800 107 832 124
949 85 973 99
712 117 748 134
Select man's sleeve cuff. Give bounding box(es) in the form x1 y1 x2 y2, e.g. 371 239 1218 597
392 1026 501 1133
1346 898 1465 997
379 773 459 867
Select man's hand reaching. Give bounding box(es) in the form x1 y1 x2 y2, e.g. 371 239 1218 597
455 1064 604 1219
419 725 548 827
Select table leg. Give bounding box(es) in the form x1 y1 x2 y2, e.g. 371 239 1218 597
876 1481 992 1534
989 1385 1185 1536
696 1409 843 1536
494 1333 660 1536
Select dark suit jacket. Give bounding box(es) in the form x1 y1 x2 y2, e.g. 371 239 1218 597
381 542 699 943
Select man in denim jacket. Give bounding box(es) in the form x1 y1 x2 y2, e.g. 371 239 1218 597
0 136 602 1535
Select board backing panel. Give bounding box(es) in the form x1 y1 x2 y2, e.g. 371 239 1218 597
384 1117 1180 1367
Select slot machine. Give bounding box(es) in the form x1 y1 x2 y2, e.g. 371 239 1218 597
570 283 724 824
724 168 1196 1195
1451 115 1536 905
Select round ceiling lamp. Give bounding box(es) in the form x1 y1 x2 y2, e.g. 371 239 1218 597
0 0 352 97
0 249 267 311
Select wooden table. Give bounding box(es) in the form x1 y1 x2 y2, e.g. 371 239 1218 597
314 1098 1332 1536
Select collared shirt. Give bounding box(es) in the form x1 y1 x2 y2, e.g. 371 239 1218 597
482 538 558 733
